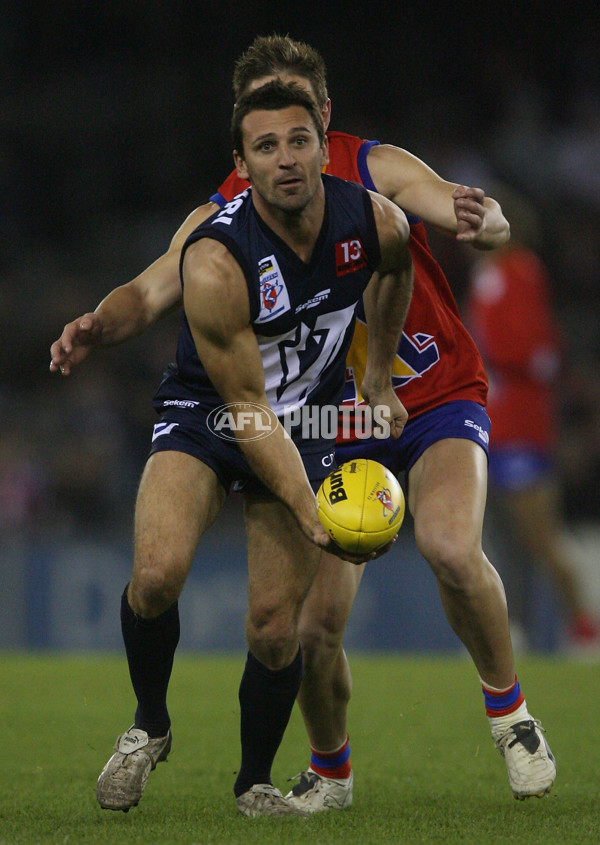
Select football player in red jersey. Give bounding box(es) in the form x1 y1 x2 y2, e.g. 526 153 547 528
50 35 556 807
466 185 600 650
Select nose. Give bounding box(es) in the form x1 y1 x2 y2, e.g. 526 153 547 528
277 144 296 167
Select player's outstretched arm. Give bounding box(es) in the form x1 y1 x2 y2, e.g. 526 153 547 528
366 144 510 249
49 201 220 376
360 193 413 440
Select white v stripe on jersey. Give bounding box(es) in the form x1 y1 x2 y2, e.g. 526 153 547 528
258 304 356 415
152 422 180 442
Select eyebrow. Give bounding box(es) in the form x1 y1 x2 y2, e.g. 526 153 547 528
251 125 314 144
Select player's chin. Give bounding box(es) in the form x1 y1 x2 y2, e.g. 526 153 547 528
276 186 309 209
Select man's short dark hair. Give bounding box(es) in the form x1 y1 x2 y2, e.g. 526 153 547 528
233 34 328 109
232 80 325 157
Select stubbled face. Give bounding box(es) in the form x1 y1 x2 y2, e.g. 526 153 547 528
245 73 331 130
234 104 329 216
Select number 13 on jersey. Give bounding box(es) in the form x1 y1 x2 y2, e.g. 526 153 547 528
335 239 367 276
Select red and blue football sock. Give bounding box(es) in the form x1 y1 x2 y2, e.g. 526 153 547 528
481 675 530 736
309 735 352 780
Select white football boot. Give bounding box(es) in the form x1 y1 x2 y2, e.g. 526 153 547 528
285 770 354 813
494 719 556 799
236 784 309 817
96 727 172 811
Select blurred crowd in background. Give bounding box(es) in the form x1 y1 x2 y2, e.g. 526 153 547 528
2 3 599 558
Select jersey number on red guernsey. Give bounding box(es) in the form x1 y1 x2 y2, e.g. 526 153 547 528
335 240 367 276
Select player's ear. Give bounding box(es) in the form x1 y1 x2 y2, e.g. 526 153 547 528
320 134 329 169
234 150 249 181
322 98 332 131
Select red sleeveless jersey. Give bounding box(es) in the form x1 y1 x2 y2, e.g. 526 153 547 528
211 131 488 437
466 247 561 449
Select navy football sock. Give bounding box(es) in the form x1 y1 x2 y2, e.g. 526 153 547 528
120 586 180 738
233 647 303 797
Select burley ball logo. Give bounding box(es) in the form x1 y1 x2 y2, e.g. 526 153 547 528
206 402 393 442
376 487 395 516
370 483 403 525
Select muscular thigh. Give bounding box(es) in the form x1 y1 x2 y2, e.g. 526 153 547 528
244 489 321 623
133 450 226 596
409 438 488 551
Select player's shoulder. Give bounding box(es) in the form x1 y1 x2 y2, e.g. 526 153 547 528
325 130 382 189
327 130 373 154
367 189 410 245
322 172 370 208
182 231 249 312
182 189 253 270
197 188 253 233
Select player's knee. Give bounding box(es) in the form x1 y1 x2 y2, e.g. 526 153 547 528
246 605 298 667
298 608 347 666
415 527 482 593
129 567 182 617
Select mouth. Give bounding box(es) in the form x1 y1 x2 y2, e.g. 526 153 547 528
276 176 303 189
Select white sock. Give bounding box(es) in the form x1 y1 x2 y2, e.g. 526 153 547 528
488 700 531 738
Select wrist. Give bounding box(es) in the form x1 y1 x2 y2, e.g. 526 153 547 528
362 367 393 388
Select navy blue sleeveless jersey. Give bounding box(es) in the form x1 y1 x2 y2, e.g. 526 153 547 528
154 174 380 442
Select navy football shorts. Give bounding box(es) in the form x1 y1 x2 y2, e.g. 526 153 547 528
148 398 336 494
335 400 491 478
488 445 554 492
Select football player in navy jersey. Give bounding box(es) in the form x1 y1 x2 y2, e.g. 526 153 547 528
86 81 413 818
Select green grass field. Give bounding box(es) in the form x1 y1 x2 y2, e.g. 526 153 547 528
1 653 598 844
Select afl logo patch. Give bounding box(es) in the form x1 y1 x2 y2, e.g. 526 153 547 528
256 255 291 323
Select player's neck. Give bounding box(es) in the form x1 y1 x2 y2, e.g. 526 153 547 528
254 190 325 264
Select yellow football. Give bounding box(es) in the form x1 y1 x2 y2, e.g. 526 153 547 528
316 458 405 554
